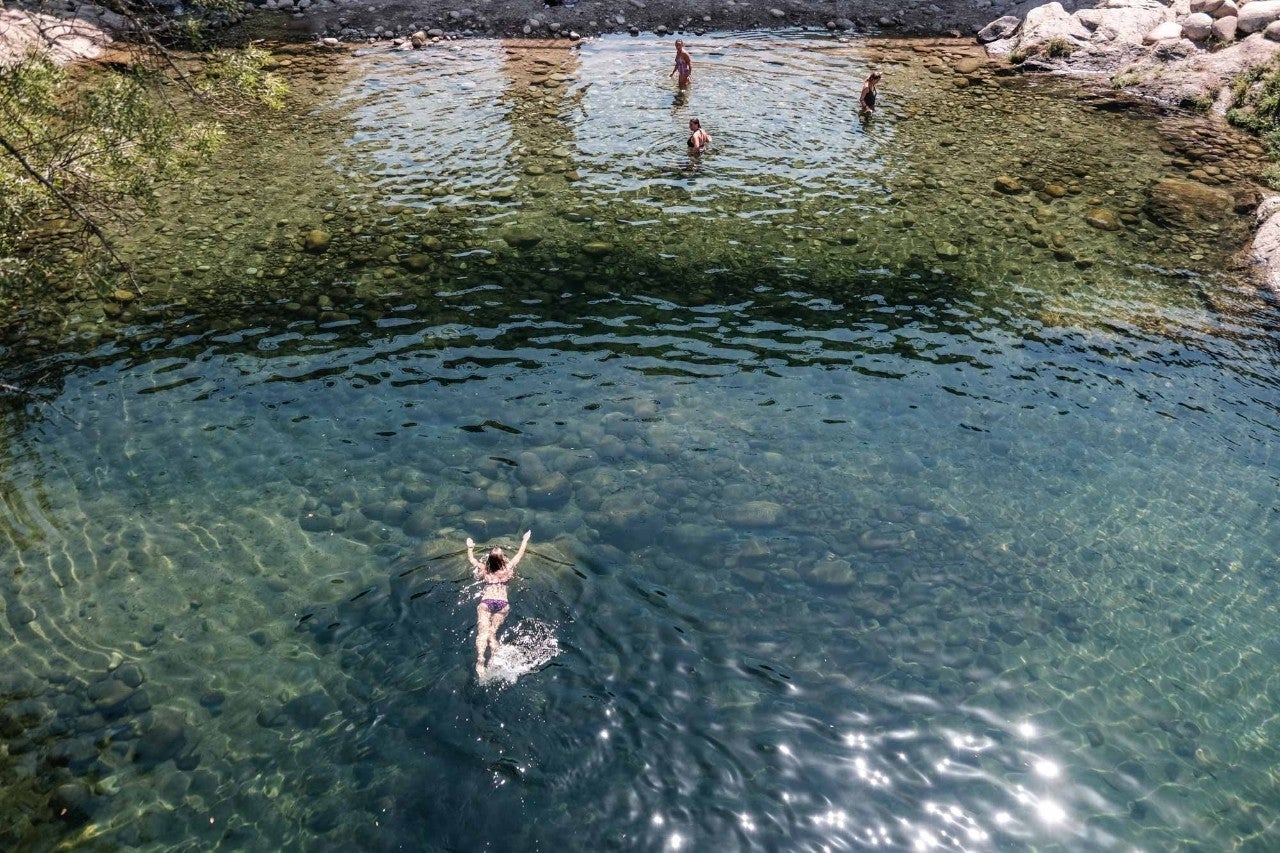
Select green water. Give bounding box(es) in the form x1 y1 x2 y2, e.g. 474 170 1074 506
2 31 1280 851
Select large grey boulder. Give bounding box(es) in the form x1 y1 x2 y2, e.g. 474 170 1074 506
1214 0 1238 19
1239 0 1280 33
978 14 1021 43
1019 2 1092 49
1213 14 1239 39
1181 11 1215 38
1191 0 1224 12
1077 3 1173 43
1251 195 1280 294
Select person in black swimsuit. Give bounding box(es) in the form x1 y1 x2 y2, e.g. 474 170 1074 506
467 530 531 678
859 71 882 117
687 117 710 155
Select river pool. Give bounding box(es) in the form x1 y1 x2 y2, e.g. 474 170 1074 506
3 30 1280 852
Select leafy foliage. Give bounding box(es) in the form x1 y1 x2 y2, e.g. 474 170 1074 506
1226 59 1280 155
0 5 286 288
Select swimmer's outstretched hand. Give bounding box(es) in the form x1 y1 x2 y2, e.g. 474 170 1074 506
522 530 532 543
466 537 475 548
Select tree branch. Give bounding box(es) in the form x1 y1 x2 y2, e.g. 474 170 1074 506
0 130 141 294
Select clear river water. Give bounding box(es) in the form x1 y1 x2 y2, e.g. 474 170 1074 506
3 30 1280 852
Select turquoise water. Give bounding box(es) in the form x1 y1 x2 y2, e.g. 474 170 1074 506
3 31 1280 851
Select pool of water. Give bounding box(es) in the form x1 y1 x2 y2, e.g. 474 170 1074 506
3 30 1280 852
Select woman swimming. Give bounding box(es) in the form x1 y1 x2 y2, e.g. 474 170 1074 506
687 117 711 155
467 530 531 678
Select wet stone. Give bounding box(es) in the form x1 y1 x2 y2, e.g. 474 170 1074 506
256 707 286 728
88 679 134 717
6 599 37 625
0 698 46 735
283 691 338 729
50 735 99 770
134 712 187 768
51 781 96 825
113 663 144 688
994 175 1023 194
303 229 332 253
717 500 782 527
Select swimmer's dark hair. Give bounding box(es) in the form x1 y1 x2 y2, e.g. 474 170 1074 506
689 117 702 128
869 71 883 80
487 548 507 573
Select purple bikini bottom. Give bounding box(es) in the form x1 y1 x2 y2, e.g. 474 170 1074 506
481 599 508 614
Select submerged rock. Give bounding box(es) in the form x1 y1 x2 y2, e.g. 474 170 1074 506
303 229 332 253
994 175 1023 194
1147 177 1233 225
134 711 187 768
1084 208 1122 230
283 691 338 729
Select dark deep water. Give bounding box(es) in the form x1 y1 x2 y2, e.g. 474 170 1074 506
3 31 1280 852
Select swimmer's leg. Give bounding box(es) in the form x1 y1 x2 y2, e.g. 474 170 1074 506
487 608 509 656
475 604 492 676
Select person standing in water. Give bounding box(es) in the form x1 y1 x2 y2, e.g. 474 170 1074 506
467 530 531 678
859 71 883 117
669 40 693 87
687 117 711 155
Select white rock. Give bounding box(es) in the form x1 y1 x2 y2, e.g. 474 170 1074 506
1212 14 1238 38
1144 20 1186 41
1018 2 1092 51
1078 4 1171 43
984 36 1018 55
321 35 340 45
1098 0 1166 9
1251 196 1280 293
1239 0 1280 33
1182 11 1214 37
1266 18 1280 37
1214 0 1238 19
1191 0 1224 13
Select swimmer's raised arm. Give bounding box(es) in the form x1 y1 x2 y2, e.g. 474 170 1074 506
465 537 486 575
508 530 533 571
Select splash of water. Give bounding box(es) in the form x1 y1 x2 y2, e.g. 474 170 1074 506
480 618 560 687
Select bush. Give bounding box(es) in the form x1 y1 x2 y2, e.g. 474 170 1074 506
1044 39 1078 59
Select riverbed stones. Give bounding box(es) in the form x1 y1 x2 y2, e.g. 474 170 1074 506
1213 15 1239 40
810 558 857 587
283 691 338 728
88 678 134 717
994 175 1024 194
717 500 782 527
1148 177 1233 224
134 711 187 768
303 229 331 253
1085 208 1122 230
